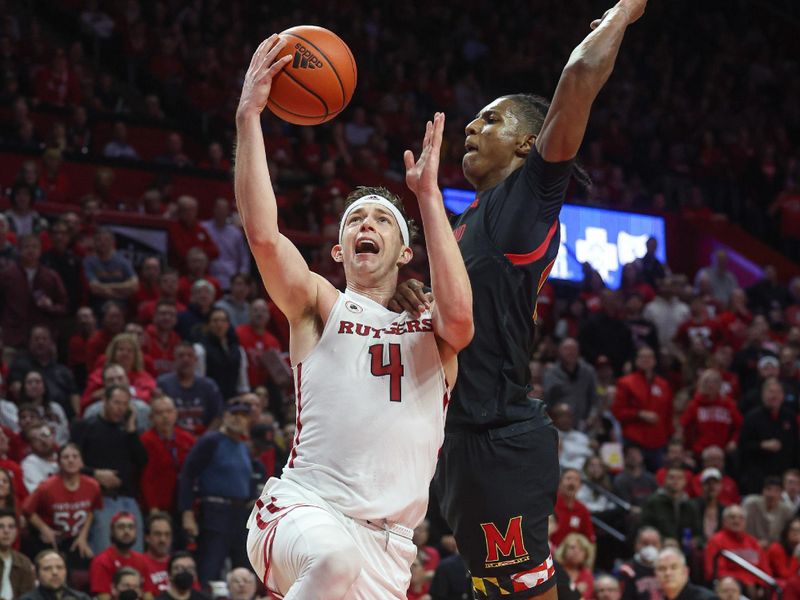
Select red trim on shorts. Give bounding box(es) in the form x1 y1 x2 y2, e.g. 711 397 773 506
503 220 558 266
509 554 556 592
288 363 303 468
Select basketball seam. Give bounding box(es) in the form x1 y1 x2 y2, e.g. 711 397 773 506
286 32 346 108
268 97 326 123
280 67 330 116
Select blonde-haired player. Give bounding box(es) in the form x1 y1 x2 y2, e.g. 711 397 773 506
235 35 473 600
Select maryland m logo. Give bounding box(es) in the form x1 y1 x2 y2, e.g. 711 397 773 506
480 516 529 568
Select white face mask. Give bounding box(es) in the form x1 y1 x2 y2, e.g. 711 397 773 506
637 545 659 566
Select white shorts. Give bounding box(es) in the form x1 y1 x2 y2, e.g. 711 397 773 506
246 477 418 599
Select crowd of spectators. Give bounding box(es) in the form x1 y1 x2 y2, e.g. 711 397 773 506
0 0 798 600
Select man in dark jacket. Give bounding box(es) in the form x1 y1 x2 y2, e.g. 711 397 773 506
619 526 662 600
655 548 718 600
737 377 799 495
19 550 91 600
641 466 702 543
0 508 35 598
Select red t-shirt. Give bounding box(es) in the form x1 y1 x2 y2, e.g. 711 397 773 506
23 474 102 538
137 299 187 325
767 542 799 581
132 282 160 308
236 324 282 387
674 318 723 351
141 552 169 594
168 222 219 273
551 495 596 547
90 547 151 594
679 393 743 455
142 325 182 377
704 529 770 585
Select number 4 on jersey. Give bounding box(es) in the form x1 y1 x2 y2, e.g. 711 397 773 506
369 343 404 402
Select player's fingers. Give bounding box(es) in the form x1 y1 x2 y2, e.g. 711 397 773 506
265 54 292 79
403 149 415 173
422 120 432 150
250 35 278 69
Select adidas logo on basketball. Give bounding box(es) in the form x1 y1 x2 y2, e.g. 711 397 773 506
292 43 324 69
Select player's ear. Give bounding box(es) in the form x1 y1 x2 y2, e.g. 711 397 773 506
397 245 413 267
331 244 344 263
516 133 535 158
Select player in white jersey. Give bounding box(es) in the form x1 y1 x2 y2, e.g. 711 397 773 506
235 35 474 600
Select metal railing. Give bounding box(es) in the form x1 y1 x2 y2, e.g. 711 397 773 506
713 549 781 599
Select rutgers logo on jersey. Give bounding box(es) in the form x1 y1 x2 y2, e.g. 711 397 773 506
480 516 530 568
345 300 363 314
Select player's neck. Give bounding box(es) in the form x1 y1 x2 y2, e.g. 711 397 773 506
346 280 395 308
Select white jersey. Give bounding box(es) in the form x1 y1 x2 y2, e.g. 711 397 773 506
280 289 448 528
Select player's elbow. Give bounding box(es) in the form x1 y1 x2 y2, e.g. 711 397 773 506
243 226 279 251
443 316 474 352
562 53 612 92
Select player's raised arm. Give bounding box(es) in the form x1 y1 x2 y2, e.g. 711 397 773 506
404 113 473 352
535 0 646 162
235 35 323 323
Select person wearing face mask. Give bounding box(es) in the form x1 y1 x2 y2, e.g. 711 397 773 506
154 551 210 600
618 527 662 600
18 549 91 600
111 566 145 600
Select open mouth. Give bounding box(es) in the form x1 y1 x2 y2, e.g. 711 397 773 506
355 239 379 255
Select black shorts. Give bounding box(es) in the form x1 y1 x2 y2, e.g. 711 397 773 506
434 418 559 599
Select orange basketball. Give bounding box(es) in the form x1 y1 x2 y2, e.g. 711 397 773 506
268 26 357 126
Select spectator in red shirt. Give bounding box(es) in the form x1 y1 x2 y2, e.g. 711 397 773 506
139 396 194 514
89 511 150 599
0 234 69 350
766 517 800 583
612 346 674 471
177 248 222 305
674 296 723 355
680 369 742 457
141 512 173 595
34 48 82 106
24 443 102 571
85 301 126 368
705 505 771 597
236 299 282 391
716 290 753 351
67 306 97 389
132 256 162 308
137 269 186 325
142 301 181 377
39 148 71 204
551 468 596 547
688 446 741 505
82 333 157 413
168 196 219 273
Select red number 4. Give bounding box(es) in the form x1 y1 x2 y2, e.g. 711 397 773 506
369 344 404 402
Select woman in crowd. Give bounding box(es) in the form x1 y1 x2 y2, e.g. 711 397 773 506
767 517 800 581
81 332 156 410
577 455 617 514
555 532 596 600
14 371 69 446
680 369 742 458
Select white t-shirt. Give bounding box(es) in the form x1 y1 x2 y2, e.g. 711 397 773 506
0 553 12 600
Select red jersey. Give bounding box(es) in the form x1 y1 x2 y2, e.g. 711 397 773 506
23 474 102 539
141 552 169 594
236 324 281 387
766 542 799 581
680 392 742 455
674 318 723 351
139 427 195 513
90 547 151 594
612 372 673 449
142 325 182 377
168 222 219 273
704 529 770 586
137 299 186 325
551 495 596 547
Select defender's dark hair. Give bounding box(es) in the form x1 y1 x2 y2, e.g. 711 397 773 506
502 94 592 190
342 186 419 244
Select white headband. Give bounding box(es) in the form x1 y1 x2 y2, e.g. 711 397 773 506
338 195 410 246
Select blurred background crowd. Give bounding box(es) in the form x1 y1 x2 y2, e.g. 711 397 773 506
0 0 799 599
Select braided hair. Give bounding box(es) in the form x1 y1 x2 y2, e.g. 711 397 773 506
502 94 592 189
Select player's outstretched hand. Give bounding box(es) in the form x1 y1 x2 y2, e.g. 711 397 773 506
237 35 292 118
404 112 445 201
591 0 646 30
389 279 433 318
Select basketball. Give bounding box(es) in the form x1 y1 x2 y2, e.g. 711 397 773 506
267 26 357 126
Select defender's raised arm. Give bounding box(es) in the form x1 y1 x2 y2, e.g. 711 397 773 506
536 0 647 162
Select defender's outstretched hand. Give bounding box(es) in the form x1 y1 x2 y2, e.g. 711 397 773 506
237 35 292 117
404 112 445 200
591 0 647 30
